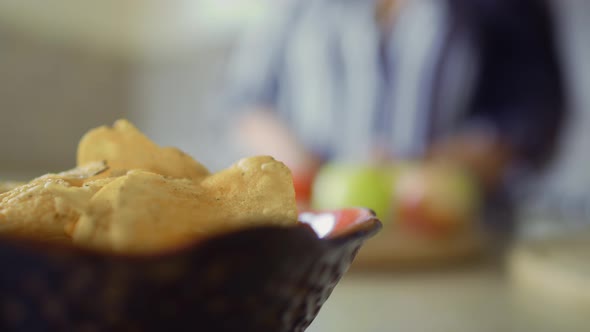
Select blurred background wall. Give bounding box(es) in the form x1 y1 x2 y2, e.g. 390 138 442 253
0 0 275 178
0 0 589 193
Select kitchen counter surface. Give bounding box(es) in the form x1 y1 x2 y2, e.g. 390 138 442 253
308 260 588 332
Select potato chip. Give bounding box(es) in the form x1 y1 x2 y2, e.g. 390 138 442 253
0 162 117 243
0 178 108 244
1 120 297 253
0 181 25 194
77 119 209 180
69 156 297 253
54 160 110 184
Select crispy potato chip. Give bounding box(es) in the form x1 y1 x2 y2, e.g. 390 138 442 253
69 156 297 253
200 156 297 223
0 177 112 244
0 178 76 243
26 160 111 188
1 119 296 253
0 163 117 243
54 160 110 184
77 120 209 180
0 181 25 194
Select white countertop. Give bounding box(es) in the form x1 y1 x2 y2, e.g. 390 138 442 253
308 262 588 332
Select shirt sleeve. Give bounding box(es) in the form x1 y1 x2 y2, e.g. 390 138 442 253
449 0 566 169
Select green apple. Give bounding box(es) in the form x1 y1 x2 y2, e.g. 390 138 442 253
311 163 393 222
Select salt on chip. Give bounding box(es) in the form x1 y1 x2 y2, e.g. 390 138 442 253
70 156 297 253
77 119 209 180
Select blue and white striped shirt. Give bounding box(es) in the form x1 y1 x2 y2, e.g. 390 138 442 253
228 0 564 167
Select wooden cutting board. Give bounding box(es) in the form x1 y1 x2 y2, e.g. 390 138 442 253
351 224 487 270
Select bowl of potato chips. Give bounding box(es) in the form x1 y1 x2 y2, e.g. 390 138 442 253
0 120 381 332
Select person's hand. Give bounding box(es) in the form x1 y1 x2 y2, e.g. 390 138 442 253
235 108 323 205
428 132 512 191
393 161 482 236
236 109 316 170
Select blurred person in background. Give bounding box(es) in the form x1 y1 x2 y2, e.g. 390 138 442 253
226 0 565 235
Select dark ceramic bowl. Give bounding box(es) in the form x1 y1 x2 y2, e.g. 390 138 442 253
0 208 381 332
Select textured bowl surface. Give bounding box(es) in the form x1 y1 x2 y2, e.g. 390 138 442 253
0 208 381 332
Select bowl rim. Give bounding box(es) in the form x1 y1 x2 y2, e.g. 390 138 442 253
300 208 382 241
0 208 382 261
